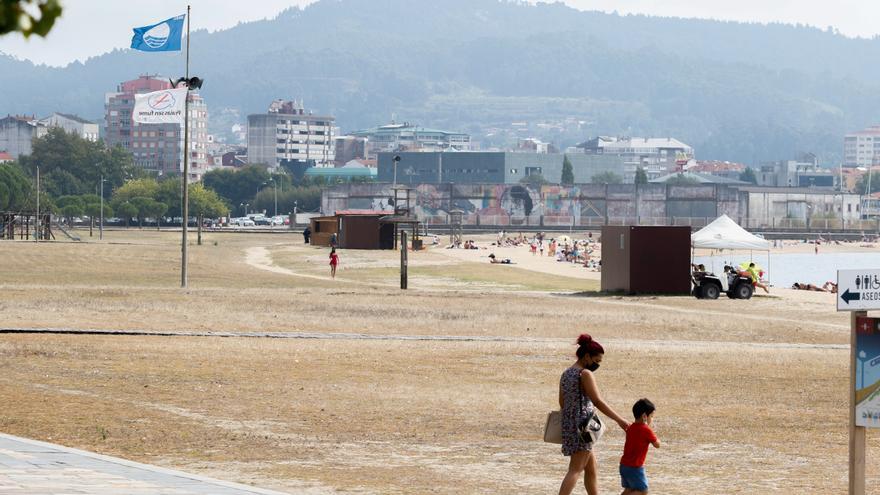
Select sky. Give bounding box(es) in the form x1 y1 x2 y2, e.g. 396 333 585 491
1 0 878 67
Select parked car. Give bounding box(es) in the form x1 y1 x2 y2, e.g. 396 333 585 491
270 215 285 226
233 217 255 227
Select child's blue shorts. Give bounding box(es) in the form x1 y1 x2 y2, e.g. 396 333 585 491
619 464 648 491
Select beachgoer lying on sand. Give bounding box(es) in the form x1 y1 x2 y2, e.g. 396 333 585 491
791 282 829 292
822 281 838 293
488 254 512 264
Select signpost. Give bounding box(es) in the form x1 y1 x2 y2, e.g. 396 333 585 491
838 269 880 495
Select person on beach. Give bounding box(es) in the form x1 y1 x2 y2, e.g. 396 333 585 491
559 334 631 495
619 399 660 495
329 248 339 279
746 262 769 294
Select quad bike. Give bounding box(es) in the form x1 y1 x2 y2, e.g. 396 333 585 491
692 266 754 300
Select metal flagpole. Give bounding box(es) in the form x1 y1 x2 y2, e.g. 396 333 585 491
180 4 191 288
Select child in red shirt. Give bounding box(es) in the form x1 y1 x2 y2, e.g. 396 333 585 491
620 398 660 495
329 248 339 279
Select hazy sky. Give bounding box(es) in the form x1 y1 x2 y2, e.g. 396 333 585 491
1 0 877 67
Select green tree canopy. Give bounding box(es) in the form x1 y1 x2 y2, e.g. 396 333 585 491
0 0 62 37
739 167 758 184
188 183 229 218
561 155 574 185
19 127 140 198
202 165 270 208
634 166 648 184
111 178 159 206
0 163 32 210
591 171 623 185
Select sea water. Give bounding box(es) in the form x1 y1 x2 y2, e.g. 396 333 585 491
692 251 880 288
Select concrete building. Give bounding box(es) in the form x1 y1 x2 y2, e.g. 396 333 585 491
738 186 861 227
105 75 210 181
247 99 335 170
0 115 48 159
844 125 880 168
334 135 368 166
376 152 627 185
351 122 471 159
574 136 694 181
756 153 834 188
38 113 99 142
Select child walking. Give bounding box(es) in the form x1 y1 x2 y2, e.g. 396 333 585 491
329 247 339 279
620 398 660 495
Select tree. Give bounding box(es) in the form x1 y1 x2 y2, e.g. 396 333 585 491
739 167 758 184
202 165 269 207
634 166 648 184
591 171 623 185
188 183 229 219
0 163 32 210
144 200 168 230
0 0 62 38
128 196 154 228
111 178 159 205
19 128 140 198
855 172 880 195
115 202 138 227
561 155 574 185
519 173 548 187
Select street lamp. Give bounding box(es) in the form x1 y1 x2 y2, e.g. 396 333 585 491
392 155 401 186
268 177 278 217
99 175 108 240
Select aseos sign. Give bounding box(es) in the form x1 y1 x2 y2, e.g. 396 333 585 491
837 269 880 311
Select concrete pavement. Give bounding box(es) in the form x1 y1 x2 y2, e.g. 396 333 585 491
0 432 289 495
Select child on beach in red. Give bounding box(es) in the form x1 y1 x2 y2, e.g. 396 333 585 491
620 398 660 495
329 248 339 279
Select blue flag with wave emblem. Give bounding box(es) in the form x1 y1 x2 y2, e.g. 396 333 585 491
131 14 185 52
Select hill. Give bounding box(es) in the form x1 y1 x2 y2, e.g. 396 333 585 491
2 0 880 164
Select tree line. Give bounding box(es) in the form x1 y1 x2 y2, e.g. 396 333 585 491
0 129 357 224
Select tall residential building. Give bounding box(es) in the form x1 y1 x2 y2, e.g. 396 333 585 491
38 113 99 142
247 99 335 170
104 75 210 181
350 122 472 159
333 135 368 166
0 115 48 159
573 136 694 182
844 125 880 168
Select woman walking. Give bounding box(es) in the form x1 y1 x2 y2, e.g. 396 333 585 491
329 247 339 279
558 334 630 495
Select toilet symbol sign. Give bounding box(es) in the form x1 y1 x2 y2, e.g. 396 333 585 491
838 269 880 311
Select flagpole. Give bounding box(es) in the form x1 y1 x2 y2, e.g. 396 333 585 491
181 4 190 288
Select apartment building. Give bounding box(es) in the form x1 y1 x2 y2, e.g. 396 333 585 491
39 113 99 142
247 99 335 170
105 75 210 181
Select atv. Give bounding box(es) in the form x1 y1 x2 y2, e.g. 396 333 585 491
692 266 754 300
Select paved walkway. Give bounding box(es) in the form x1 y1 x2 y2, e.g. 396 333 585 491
0 433 289 495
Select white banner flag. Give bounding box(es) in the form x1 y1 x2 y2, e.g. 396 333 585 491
132 87 187 124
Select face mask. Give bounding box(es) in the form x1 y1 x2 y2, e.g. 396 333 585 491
586 362 600 372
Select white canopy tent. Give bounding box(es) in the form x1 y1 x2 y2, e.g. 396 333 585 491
691 214 771 281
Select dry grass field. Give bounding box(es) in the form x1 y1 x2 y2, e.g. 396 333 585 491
1 228 878 494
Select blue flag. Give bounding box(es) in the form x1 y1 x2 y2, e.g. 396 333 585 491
131 14 185 52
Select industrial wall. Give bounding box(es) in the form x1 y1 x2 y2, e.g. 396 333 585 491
323 183 750 226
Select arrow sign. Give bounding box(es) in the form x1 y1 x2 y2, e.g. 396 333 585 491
839 269 880 311
842 289 862 305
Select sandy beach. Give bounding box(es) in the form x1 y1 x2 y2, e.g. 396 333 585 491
0 229 876 494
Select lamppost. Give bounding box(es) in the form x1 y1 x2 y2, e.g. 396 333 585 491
268 177 277 217
293 200 298 228
99 175 107 240
392 155 401 186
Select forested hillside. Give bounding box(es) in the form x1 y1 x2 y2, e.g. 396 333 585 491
2 0 879 164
